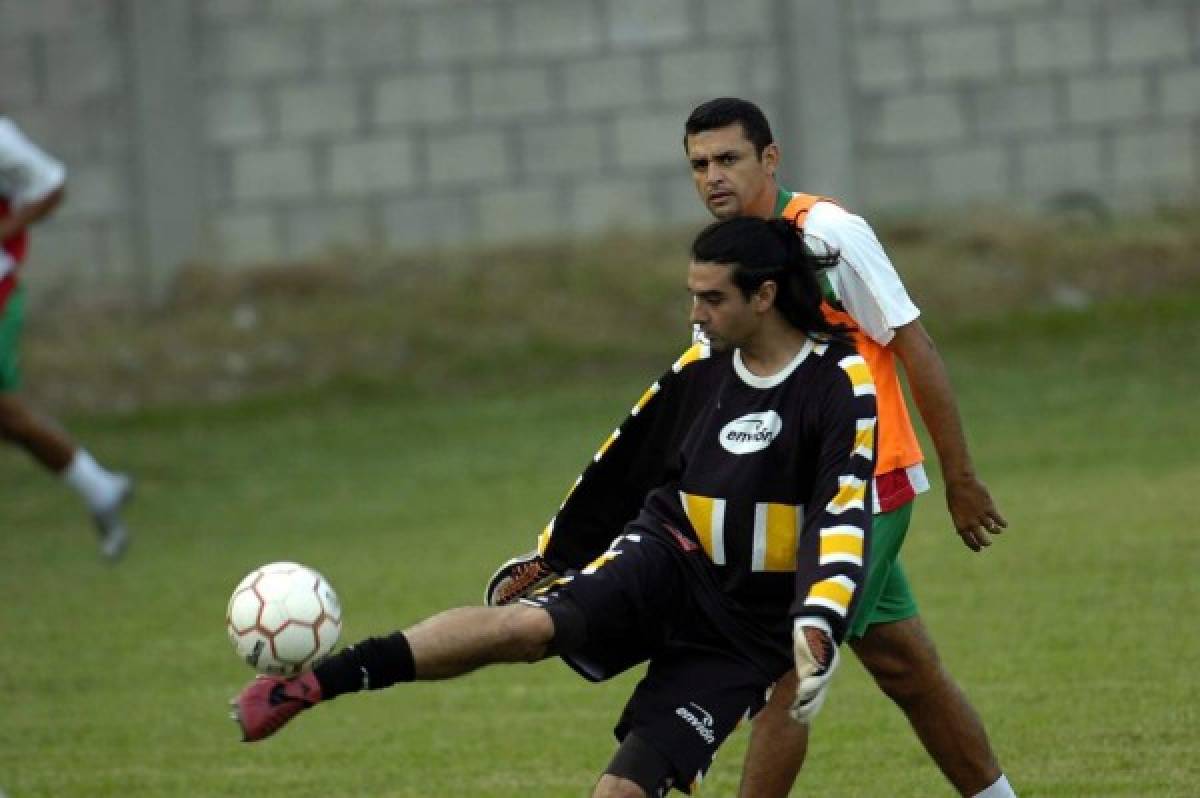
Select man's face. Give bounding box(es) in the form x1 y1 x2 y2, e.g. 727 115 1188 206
688 260 768 351
685 123 778 220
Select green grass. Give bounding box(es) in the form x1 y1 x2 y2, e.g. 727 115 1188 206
2 292 1199 796
24 204 1200 416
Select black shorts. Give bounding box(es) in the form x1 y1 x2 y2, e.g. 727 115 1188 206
521 530 772 793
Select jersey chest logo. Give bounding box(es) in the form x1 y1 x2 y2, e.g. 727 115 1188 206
719 411 782 454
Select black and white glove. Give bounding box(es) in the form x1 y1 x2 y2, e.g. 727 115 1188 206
789 618 839 724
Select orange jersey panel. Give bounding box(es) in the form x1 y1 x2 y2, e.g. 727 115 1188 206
781 192 923 476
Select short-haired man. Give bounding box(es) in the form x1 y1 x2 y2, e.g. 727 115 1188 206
0 117 133 559
233 216 878 798
488 98 1016 798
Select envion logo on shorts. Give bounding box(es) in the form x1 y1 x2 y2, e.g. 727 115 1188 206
676 702 716 744
719 411 782 454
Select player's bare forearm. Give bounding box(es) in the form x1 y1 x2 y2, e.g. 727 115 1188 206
889 321 1007 551
0 186 64 241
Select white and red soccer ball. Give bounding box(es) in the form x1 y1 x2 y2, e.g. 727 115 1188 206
226 562 342 676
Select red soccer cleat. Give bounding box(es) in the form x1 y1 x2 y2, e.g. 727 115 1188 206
231 671 322 742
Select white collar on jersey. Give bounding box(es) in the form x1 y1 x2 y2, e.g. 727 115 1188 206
733 337 815 389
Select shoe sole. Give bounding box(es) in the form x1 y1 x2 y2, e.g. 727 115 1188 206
95 479 134 562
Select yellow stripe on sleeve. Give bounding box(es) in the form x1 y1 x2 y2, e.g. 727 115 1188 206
631 383 660 415
672 343 709 373
828 476 867 513
581 549 620 575
557 475 582 508
819 524 864 566
806 575 856 616
838 354 876 397
537 520 553 555
594 429 620 462
853 418 876 460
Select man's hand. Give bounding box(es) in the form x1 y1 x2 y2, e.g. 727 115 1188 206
789 620 838 724
946 474 1007 552
888 322 1008 552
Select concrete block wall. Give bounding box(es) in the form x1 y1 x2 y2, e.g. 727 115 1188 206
2 0 1197 301
0 0 135 298
850 0 1200 210
197 0 780 265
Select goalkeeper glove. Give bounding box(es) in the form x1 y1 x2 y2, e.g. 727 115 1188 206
789 618 839 724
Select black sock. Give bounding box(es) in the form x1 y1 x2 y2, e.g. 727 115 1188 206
313 631 415 699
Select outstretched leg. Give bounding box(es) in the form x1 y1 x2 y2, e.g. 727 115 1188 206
406 604 556 678
234 604 556 741
851 616 1005 796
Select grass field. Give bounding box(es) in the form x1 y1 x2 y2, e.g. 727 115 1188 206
2 285 1199 796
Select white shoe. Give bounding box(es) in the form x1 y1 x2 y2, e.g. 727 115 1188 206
94 475 133 561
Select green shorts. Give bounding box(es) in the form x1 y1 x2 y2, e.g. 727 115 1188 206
846 501 919 640
0 286 23 393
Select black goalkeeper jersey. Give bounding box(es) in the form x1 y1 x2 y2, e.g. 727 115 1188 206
544 337 876 659
644 336 876 648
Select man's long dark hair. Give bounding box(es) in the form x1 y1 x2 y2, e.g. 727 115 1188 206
691 216 848 340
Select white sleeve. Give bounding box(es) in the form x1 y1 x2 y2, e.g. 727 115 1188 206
803 201 919 347
0 118 66 207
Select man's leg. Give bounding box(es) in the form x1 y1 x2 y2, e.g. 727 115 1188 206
736 668 807 798
735 505 917 798
0 284 132 558
0 289 73 470
0 392 133 558
851 615 1003 796
595 733 675 798
0 392 74 471
405 604 555 677
235 530 679 742
593 775 647 798
234 604 557 741
327 604 555 688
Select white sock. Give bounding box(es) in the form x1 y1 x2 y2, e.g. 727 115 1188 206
63 449 124 512
973 774 1016 798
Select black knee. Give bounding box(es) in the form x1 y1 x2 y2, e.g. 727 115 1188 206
605 733 676 797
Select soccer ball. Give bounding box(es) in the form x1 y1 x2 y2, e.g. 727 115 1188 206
226 561 342 676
